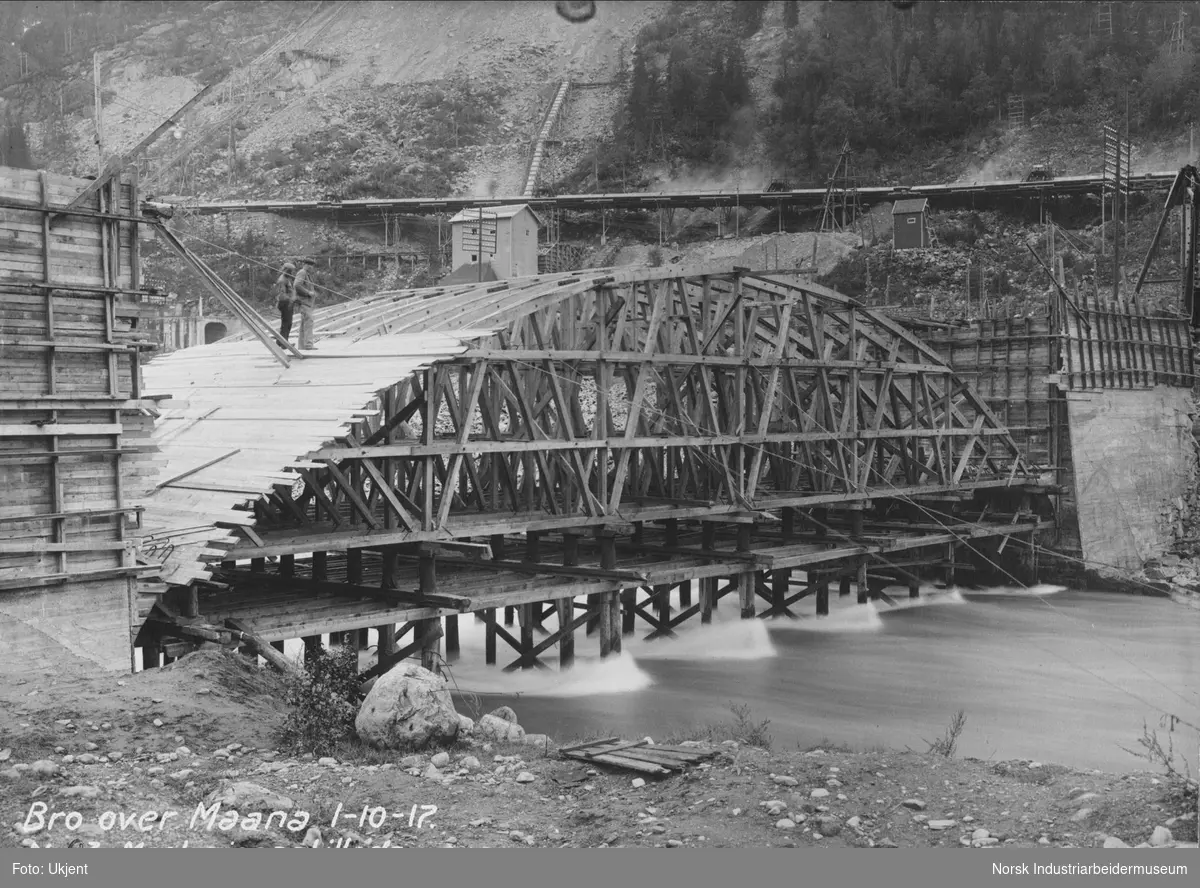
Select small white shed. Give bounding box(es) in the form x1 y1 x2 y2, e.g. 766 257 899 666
448 204 542 280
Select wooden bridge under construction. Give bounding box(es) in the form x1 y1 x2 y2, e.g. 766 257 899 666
2 167 1196 678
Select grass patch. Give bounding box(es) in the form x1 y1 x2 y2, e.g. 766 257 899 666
663 703 773 749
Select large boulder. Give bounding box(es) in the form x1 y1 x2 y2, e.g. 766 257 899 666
355 662 460 750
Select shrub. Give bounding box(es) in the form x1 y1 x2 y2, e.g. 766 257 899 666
263 148 291 168
648 246 663 267
1120 715 1198 804
924 709 967 757
728 702 772 749
938 222 978 247
276 647 363 755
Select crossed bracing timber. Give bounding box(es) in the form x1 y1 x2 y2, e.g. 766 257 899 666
228 268 1035 560
183 509 1054 673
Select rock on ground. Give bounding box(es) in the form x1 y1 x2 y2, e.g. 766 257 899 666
488 706 519 724
475 713 526 743
204 782 294 812
355 662 460 750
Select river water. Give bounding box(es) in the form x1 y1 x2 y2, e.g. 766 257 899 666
433 584 1198 773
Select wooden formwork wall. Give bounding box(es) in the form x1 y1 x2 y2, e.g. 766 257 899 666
0 166 156 674
920 317 1060 469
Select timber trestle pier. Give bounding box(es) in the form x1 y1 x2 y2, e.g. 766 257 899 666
133 262 1061 675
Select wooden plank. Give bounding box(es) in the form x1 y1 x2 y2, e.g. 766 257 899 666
561 751 669 774
558 735 621 754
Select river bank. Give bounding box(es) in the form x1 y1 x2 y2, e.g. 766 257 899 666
1 649 1195 851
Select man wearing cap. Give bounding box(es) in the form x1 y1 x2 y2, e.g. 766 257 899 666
275 261 298 341
294 258 319 350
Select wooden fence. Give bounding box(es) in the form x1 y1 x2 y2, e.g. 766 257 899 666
1056 291 1195 391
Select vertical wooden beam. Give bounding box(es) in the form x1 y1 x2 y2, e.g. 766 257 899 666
703 521 718 612
445 615 459 662
607 590 622 656
418 549 440 673
908 580 921 598
700 576 715 624
735 521 754 617
815 572 829 616
556 597 575 669
945 543 957 586
485 608 496 665
517 603 535 669
738 571 756 619
621 588 636 635
655 583 672 625
419 619 441 673
679 579 692 607
524 530 542 563
772 568 790 613
857 559 869 604
486 534 502 657
598 532 620 657
558 533 579 669
839 575 852 597
599 592 613 658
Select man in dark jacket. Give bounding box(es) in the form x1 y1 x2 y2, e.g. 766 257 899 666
276 261 297 341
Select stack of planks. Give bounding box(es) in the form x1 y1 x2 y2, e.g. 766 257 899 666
559 737 720 775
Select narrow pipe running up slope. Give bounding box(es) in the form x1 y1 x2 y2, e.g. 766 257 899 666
523 81 571 197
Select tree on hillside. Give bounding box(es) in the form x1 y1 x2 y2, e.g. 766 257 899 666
762 0 1200 178
783 1 799 30
731 0 769 38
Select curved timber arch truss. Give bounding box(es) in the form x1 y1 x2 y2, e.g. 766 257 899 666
243 266 1038 555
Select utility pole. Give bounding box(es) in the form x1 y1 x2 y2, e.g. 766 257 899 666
1113 137 1121 306
93 52 104 175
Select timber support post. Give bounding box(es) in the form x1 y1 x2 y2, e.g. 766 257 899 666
772 568 790 615
418 547 441 673
597 531 621 658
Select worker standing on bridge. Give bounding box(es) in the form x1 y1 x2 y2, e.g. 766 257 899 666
294 258 319 350
275 261 298 342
